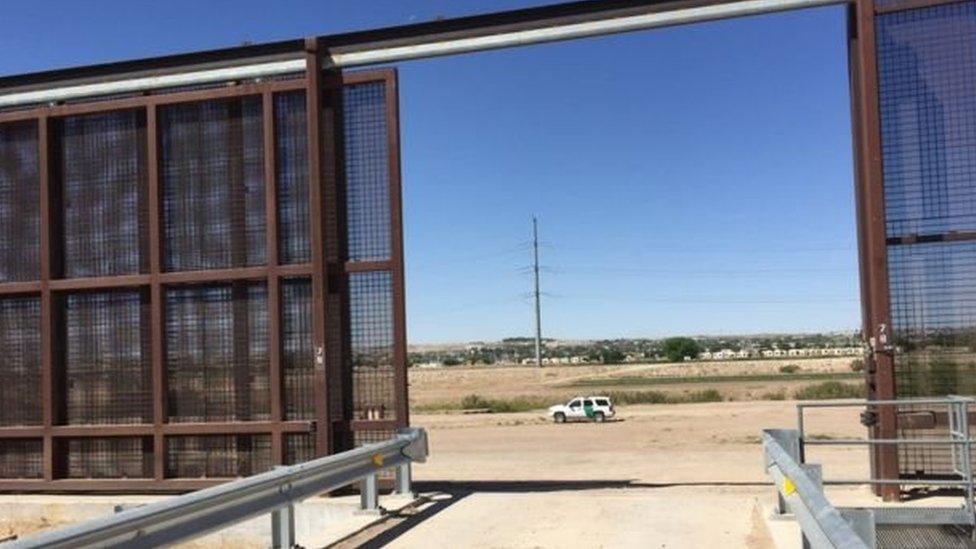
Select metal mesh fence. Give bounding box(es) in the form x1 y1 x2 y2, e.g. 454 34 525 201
0 71 405 488
161 97 266 272
282 278 314 420
353 430 395 447
63 290 152 425
893 401 957 477
165 435 271 478
877 2 976 476
343 82 391 262
0 295 41 426
353 430 395 481
56 110 148 278
275 91 311 265
878 2 976 240
283 433 316 466
349 271 396 421
0 121 39 282
0 439 42 479
61 437 153 479
165 283 270 423
888 241 976 397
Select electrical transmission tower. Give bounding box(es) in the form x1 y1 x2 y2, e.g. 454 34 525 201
533 217 543 367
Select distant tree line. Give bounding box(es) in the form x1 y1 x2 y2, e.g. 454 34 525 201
408 331 861 367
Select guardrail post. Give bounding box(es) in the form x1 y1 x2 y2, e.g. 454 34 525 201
395 462 412 495
8 428 428 548
271 503 295 549
777 487 789 516
361 473 379 511
768 430 802 515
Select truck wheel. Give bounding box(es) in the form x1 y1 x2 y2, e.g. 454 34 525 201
594 412 605 423
554 412 566 424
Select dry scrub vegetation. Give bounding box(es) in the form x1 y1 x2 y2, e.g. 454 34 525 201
409 357 864 413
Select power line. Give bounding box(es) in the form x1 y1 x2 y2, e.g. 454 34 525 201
548 266 853 277
549 294 858 304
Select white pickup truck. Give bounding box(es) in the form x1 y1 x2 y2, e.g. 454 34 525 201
548 396 615 423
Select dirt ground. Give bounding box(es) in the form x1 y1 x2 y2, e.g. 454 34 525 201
340 400 879 548
408 357 860 407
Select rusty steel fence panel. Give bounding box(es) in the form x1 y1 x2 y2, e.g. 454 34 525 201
872 0 976 479
341 71 408 449
165 434 272 479
282 278 315 421
55 110 149 279
274 92 312 266
164 283 271 425
160 97 267 272
62 290 152 426
0 121 40 283
0 66 406 491
0 295 41 427
60 437 154 479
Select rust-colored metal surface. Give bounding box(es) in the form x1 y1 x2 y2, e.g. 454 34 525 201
877 0 976 480
852 0 976 494
0 65 406 491
849 0 900 500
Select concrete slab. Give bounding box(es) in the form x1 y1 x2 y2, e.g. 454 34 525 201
760 498 803 549
372 486 775 549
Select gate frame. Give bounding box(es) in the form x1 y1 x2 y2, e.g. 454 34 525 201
0 61 406 492
0 0 969 493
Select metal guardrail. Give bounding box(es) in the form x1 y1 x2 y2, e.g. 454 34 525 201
798 395 976 517
763 429 874 548
3 427 428 549
764 397 976 548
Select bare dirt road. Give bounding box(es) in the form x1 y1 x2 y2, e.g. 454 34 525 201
339 400 875 548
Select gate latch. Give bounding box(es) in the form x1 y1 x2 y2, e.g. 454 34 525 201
869 323 895 354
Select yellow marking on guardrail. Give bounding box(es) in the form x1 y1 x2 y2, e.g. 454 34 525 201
783 477 796 496
372 454 384 467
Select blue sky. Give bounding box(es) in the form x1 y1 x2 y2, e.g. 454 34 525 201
1 1 860 343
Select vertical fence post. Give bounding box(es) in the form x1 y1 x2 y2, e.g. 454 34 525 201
305 38 332 459
959 399 975 520
849 0 899 501
271 503 295 549
395 462 412 495
361 473 379 511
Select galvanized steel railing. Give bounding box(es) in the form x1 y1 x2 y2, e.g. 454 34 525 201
763 428 874 548
797 396 976 511
3 427 428 549
765 396 976 548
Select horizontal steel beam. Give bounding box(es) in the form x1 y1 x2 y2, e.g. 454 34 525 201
328 0 849 67
797 396 976 408
805 438 971 445
5 428 428 549
0 0 849 109
0 60 305 109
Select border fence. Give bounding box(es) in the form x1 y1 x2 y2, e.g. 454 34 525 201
0 0 973 494
0 59 407 491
